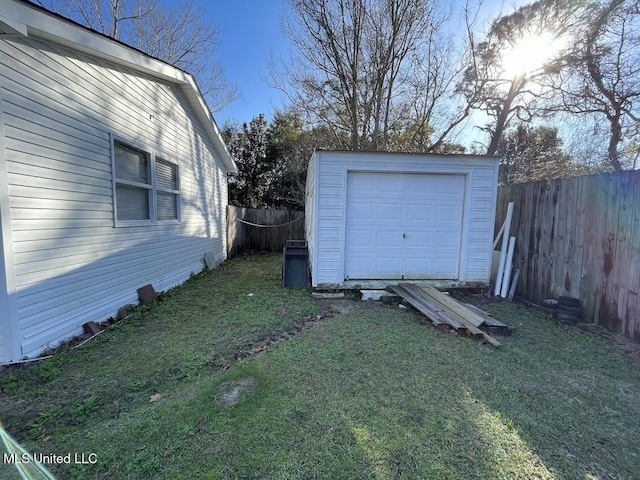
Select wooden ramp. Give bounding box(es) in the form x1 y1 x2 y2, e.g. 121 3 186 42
388 283 505 348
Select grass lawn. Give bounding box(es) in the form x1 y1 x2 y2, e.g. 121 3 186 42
1 253 639 479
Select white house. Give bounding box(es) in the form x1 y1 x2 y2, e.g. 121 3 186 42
0 0 237 362
305 151 499 289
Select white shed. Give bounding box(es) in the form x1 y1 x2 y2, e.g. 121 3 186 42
0 0 236 362
305 151 499 289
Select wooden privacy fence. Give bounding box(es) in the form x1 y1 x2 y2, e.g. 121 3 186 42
227 206 305 257
496 170 640 343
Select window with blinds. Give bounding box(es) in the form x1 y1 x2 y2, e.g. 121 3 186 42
112 140 180 226
114 142 152 222
156 158 180 221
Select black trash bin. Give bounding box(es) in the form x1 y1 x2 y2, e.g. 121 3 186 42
282 240 309 287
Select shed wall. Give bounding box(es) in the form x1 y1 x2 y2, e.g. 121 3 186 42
0 33 228 359
304 154 317 279
308 151 498 288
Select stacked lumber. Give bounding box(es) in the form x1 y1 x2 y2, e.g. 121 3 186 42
389 283 507 348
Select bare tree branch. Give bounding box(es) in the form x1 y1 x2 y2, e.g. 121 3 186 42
38 0 239 112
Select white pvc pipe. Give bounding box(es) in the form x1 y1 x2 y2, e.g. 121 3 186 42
493 221 506 250
494 202 514 296
501 236 516 298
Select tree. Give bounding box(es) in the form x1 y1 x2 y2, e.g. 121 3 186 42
222 115 273 208
459 0 581 155
265 109 344 209
263 110 310 209
496 124 574 184
277 0 472 152
543 0 640 170
223 110 341 209
37 0 238 111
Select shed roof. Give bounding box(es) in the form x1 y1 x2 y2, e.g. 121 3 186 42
313 149 497 160
0 0 237 173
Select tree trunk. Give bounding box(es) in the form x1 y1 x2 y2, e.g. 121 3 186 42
608 117 623 171
486 74 525 155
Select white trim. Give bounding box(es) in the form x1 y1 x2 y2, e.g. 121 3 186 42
458 173 471 282
111 136 153 227
0 86 22 362
155 156 181 223
111 135 182 227
0 14 28 36
109 132 117 227
312 153 320 287
342 168 468 281
341 167 349 281
1 2 185 83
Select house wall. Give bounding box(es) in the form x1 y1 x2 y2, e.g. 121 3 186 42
307 151 499 288
0 32 229 360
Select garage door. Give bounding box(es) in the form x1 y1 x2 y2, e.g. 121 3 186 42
345 172 465 280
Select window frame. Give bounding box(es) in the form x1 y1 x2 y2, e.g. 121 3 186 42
111 134 181 227
155 156 181 223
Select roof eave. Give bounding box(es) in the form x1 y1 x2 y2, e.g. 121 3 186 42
0 0 237 173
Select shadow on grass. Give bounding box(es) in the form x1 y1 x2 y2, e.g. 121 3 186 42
463 302 640 480
1 255 639 479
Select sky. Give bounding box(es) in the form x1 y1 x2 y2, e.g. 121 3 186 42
197 0 292 126
166 0 532 130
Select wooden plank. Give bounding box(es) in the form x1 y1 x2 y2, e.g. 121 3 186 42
580 174 602 323
600 174 620 331
400 284 501 347
402 288 466 331
389 285 445 326
462 303 508 328
389 285 464 329
627 172 640 342
574 176 588 312
612 171 635 336
508 268 521 301
414 284 486 328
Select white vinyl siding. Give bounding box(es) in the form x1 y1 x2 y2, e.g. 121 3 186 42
0 31 229 359
305 151 499 288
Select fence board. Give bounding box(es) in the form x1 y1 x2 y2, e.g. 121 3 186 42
227 206 305 257
496 170 640 343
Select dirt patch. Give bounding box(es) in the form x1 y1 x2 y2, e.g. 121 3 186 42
447 289 501 307
317 299 357 315
216 377 257 407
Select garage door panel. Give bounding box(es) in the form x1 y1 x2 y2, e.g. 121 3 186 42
404 232 433 248
349 172 377 193
435 175 465 192
378 231 403 248
348 202 375 221
408 174 439 191
379 203 401 221
435 231 460 247
345 171 464 280
437 206 462 222
407 204 433 221
434 258 458 278
404 258 432 278
379 174 404 193
376 257 402 274
347 229 375 248
346 255 403 279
